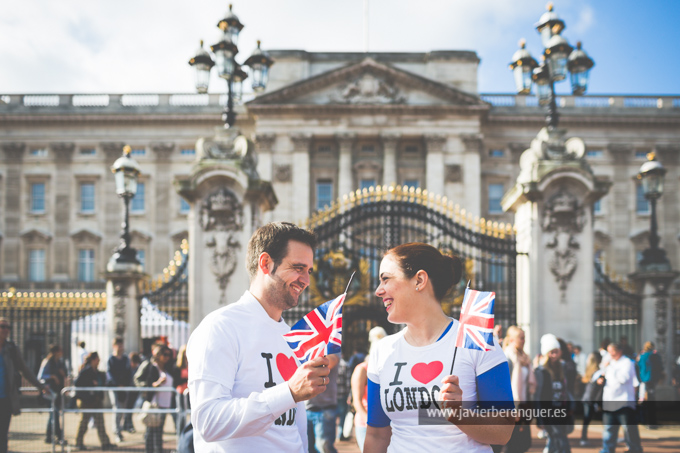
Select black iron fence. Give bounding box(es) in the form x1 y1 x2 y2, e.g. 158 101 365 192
594 261 642 353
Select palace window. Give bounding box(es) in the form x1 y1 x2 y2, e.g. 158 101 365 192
137 250 146 270
30 148 48 157
180 148 195 156
131 182 145 213
180 197 190 214
488 183 504 214
403 179 419 189
489 149 505 157
78 249 95 282
80 183 95 213
586 150 604 158
593 199 602 215
130 148 146 156
79 148 96 156
28 249 46 281
360 179 376 191
316 180 333 211
31 183 46 213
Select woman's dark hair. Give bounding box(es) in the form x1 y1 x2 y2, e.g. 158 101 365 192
386 242 462 301
45 343 62 362
80 352 99 372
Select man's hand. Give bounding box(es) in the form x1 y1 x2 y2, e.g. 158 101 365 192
288 356 331 402
441 375 463 410
597 376 605 385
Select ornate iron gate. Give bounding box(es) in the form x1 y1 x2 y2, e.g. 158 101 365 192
284 185 517 358
593 262 642 352
138 241 189 355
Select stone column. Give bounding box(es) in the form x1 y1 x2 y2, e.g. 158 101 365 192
177 127 277 330
290 134 311 224
254 133 276 182
462 134 483 216
336 133 355 202
52 143 74 281
503 128 611 356
425 134 446 196
607 144 633 271
105 271 146 354
381 133 399 187
151 142 175 268
1 143 25 281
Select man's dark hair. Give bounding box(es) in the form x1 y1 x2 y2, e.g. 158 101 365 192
608 342 622 352
246 222 317 279
113 337 124 346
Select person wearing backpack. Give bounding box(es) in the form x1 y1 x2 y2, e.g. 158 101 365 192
638 341 664 429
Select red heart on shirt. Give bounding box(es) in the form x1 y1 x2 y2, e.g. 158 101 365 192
276 353 298 381
411 361 443 384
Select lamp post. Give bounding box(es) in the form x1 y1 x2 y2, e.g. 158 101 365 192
110 145 141 266
509 3 595 130
188 4 274 129
637 152 671 271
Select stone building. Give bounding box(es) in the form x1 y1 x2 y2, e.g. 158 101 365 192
1 50 679 299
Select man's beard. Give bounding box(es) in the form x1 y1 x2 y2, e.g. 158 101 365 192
268 271 300 312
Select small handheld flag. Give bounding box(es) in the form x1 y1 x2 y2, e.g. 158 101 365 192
283 272 354 364
450 285 496 373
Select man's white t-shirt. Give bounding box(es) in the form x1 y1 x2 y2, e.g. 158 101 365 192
187 291 307 452
367 319 508 453
603 355 638 411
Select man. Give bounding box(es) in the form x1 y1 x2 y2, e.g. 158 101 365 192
187 222 331 452
107 337 132 443
306 353 340 453
597 342 643 453
0 317 48 453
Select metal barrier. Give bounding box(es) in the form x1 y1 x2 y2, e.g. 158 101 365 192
9 388 57 453
53 386 185 453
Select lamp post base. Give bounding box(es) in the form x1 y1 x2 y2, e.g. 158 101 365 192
107 247 143 273
639 247 671 273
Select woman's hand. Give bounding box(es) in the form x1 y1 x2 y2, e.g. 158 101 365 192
441 375 463 410
153 375 166 387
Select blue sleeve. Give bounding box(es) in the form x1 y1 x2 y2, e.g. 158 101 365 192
367 378 390 428
476 362 514 410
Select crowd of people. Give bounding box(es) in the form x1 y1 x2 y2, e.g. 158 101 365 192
0 319 189 453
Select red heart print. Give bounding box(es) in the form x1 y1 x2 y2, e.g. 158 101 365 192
411 361 443 384
276 353 298 381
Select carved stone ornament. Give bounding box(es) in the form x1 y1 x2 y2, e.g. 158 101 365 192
445 164 462 183
112 283 127 337
655 295 668 362
542 187 586 302
200 187 244 304
274 164 292 183
334 73 405 105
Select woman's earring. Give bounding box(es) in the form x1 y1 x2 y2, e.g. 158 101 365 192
416 287 420 291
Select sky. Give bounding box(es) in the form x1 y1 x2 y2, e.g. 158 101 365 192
2 0 679 96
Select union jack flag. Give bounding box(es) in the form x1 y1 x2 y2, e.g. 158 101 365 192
283 293 344 364
454 288 496 351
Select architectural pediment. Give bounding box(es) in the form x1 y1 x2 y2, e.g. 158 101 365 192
130 229 153 242
248 58 487 109
20 228 52 242
70 228 102 243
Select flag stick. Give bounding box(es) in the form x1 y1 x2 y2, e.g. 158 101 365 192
345 271 356 294
450 281 470 375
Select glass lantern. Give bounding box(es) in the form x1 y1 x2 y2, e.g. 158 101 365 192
544 34 572 82
567 42 594 95
188 40 214 94
111 146 141 197
509 40 538 95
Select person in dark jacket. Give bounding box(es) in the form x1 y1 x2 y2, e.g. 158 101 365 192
0 317 47 453
637 341 664 428
535 334 571 453
107 337 132 443
74 352 116 451
134 344 177 453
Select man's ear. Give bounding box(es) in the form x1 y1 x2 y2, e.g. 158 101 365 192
258 252 273 275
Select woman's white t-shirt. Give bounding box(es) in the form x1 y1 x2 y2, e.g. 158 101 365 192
367 319 509 453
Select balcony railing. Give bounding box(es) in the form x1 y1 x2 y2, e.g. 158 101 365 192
480 94 679 109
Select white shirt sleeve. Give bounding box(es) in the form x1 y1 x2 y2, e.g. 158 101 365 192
296 403 308 451
188 315 299 442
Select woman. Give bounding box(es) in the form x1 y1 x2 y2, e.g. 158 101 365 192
364 243 514 453
38 344 67 444
175 345 189 433
0 317 46 453
534 334 571 453
503 326 535 453
74 352 116 450
351 326 387 452
135 344 176 453
580 352 603 446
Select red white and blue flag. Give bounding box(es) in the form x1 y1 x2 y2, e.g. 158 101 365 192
455 287 496 352
283 293 344 364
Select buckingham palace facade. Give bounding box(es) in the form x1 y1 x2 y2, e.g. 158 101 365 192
1 50 679 298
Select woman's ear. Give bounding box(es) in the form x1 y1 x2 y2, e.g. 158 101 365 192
414 270 429 291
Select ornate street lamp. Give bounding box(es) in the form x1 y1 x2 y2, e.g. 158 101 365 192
188 4 275 128
509 3 595 130
110 146 141 265
637 152 670 270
